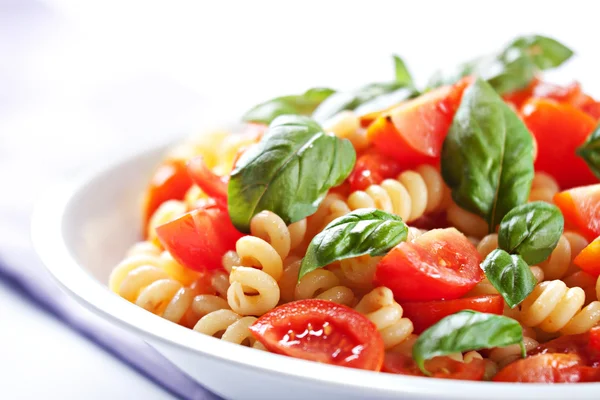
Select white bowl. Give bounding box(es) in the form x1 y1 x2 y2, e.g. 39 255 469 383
31 141 598 400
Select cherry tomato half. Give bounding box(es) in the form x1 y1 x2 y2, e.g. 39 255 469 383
522 98 597 188
375 228 483 302
366 77 472 168
249 299 384 371
156 202 243 272
187 156 228 204
554 184 600 241
529 331 600 366
383 353 485 381
493 353 600 383
142 158 193 228
347 149 404 192
401 295 504 334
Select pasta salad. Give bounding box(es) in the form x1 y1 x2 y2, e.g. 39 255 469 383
110 34 600 383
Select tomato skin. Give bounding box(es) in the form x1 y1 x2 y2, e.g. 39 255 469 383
366 77 472 167
522 98 597 188
554 184 600 241
142 159 193 227
383 353 485 381
590 327 600 353
156 203 243 272
375 228 483 302
401 295 504 334
574 237 600 275
187 156 228 204
249 299 384 371
529 331 600 366
493 353 600 383
347 150 404 192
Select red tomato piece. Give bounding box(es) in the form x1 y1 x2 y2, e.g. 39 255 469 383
493 353 600 383
502 78 539 108
590 327 600 353
522 98 598 188
375 228 483 302
366 77 472 167
156 202 243 272
347 149 404 192
383 353 485 380
401 295 504 334
187 156 228 204
529 331 600 366
554 184 600 241
142 159 193 228
574 236 600 276
249 299 384 371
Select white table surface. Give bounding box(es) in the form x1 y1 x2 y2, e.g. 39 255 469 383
2 0 599 398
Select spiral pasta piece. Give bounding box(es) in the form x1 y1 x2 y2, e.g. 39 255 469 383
354 287 414 349
519 280 600 334
227 266 280 316
528 172 560 204
193 309 262 348
539 232 589 280
322 110 369 151
488 336 539 369
294 269 355 306
347 165 447 223
446 202 488 238
305 193 351 241
337 255 381 290
146 200 187 246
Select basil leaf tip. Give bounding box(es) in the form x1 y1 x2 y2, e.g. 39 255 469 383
412 311 523 376
393 54 414 87
498 201 564 265
441 78 534 232
481 249 536 308
577 121 600 179
228 115 356 232
243 87 335 124
298 209 408 280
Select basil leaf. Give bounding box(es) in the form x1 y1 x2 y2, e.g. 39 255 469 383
481 249 536 308
441 78 534 232
353 87 415 119
228 115 356 232
498 202 564 265
312 81 406 123
428 35 573 95
413 311 524 375
298 209 408 280
393 54 414 87
577 122 600 179
243 87 335 124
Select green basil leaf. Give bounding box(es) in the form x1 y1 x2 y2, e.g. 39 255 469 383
353 87 415 119
481 249 536 308
393 54 414 87
498 202 564 265
228 115 356 232
577 122 600 179
312 81 406 123
428 35 573 95
441 78 534 232
243 87 335 124
298 209 408 280
413 311 524 375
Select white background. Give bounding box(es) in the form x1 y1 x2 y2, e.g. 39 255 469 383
1 0 599 399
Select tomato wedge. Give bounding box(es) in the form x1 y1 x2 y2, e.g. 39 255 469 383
366 77 472 167
529 331 600 366
401 295 504 334
142 158 193 228
187 156 228 204
590 327 600 353
522 98 598 188
383 353 485 381
375 228 483 302
347 149 403 192
574 236 600 276
493 353 600 383
249 299 384 371
554 184 600 240
156 202 243 272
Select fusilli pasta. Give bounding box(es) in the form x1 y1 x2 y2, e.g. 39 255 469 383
193 309 263 348
528 172 560 204
322 110 369 152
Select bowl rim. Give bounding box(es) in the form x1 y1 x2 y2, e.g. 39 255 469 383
31 140 599 399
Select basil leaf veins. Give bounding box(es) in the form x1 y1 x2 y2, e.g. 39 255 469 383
243 87 335 124
481 249 537 308
441 78 534 232
413 311 524 376
577 121 600 179
228 115 356 232
428 35 573 95
498 201 564 265
298 209 408 280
